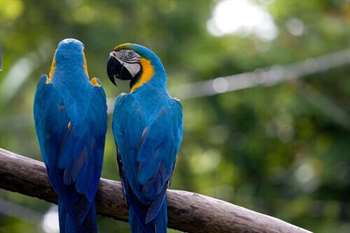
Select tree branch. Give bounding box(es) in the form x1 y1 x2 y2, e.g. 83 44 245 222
0 148 312 233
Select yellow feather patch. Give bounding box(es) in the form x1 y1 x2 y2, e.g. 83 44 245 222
83 49 89 77
90 77 101 87
47 58 56 84
130 58 154 92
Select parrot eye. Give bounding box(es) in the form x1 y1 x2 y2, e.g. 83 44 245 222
127 51 133 58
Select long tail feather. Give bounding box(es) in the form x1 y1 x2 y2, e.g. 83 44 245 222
58 199 97 233
129 199 167 233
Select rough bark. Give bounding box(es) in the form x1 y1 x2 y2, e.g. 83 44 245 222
0 148 312 233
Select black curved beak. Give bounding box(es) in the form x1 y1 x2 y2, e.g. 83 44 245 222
107 54 133 86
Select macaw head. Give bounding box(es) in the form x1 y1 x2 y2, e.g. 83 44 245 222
107 43 166 92
48 38 89 81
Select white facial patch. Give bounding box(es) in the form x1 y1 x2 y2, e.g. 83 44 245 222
110 50 142 77
123 62 141 77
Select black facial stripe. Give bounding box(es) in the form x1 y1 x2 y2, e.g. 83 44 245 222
130 65 143 89
124 58 139 64
119 64 133 80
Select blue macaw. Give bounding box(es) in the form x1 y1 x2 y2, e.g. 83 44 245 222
106 43 183 233
33 38 107 233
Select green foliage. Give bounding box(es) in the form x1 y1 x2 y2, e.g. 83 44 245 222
1 0 350 232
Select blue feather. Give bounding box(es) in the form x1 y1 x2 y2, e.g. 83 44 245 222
34 39 107 233
112 44 183 233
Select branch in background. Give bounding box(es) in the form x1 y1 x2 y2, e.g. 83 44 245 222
0 148 312 233
173 48 350 99
296 82 350 130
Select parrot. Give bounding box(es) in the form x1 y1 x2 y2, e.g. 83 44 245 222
106 43 183 233
33 38 107 233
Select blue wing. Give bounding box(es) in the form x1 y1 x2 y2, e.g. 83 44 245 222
112 94 183 223
34 75 69 176
34 74 107 217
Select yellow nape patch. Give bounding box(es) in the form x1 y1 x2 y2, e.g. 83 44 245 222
90 77 101 87
47 58 56 83
130 58 154 92
83 49 89 77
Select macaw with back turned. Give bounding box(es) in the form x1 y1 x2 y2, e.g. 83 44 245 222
33 38 107 233
106 43 183 233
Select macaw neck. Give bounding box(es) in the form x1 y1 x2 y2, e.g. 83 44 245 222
52 63 89 88
130 59 167 93
146 68 167 89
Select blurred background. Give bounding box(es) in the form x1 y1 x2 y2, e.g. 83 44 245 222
1 0 350 232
